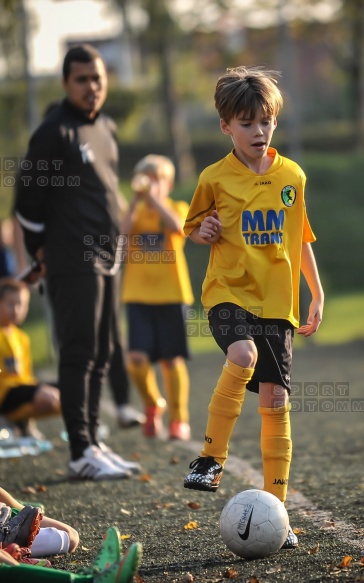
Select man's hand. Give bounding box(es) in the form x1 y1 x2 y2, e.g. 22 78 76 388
199 210 222 243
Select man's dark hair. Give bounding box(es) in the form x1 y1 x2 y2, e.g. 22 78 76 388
62 44 103 80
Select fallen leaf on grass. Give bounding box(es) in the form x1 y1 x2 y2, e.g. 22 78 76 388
338 556 352 568
266 565 282 574
120 534 131 540
20 486 36 494
249 577 262 583
135 575 145 583
139 474 152 482
81 546 90 551
223 567 239 578
308 544 320 555
184 520 198 530
120 508 131 516
183 573 194 582
293 527 305 534
319 520 336 529
35 484 47 492
170 456 180 464
187 502 201 510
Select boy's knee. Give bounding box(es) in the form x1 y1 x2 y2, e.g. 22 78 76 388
127 352 149 367
227 340 257 368
34 386 61 413
68 527 79 553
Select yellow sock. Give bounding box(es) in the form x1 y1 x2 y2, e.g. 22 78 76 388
259 403 292 503
202 360 254 465
160 360 189 423
126 360 163 408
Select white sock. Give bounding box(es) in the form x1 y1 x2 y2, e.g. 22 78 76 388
31 527 70 557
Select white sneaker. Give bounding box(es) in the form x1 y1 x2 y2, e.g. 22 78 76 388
117 405 146 428
98 442 142 475
68 445 132 481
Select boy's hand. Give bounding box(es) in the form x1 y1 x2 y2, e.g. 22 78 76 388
200 210 222 243
297 299 323 337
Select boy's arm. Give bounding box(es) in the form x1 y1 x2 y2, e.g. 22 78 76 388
119 195 139 237
298 242 324 337
145 194 182 232
189 210 222 245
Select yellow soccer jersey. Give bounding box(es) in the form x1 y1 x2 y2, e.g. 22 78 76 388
121 199 194 305
0 325 37 406
184 149 316 327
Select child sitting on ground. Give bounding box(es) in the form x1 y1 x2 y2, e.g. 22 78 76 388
0 523 142 582
0 278 61 437
0 486 79 559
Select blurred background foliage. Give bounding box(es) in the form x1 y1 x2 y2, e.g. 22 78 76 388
0 0 363 327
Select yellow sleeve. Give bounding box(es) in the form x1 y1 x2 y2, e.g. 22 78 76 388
183 177 215 236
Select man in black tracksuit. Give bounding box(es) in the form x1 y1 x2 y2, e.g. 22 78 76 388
15 44 140 480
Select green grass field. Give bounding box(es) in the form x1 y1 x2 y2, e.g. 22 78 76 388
24 291 364 369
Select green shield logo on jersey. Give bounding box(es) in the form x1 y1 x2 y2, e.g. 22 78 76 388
281 185 296 207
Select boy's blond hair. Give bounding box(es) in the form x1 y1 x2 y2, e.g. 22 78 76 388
134 155 175 184
214 66 283 122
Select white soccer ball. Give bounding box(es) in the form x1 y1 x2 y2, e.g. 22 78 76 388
220 489 289 559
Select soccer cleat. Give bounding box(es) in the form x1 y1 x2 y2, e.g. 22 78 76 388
169 421 191 441
2 543 52 567
98 442 141 475
68 445 131 481
117 405 146 429
94 542 143 583
143 399 167 438
281 525 298 549
0 506 42 548
184 456 223 492
92 527 121 572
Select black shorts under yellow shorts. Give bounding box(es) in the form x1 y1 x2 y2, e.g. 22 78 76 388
126 303 189 363
208 302 294 394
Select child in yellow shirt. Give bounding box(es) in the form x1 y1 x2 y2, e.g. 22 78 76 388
0 278 61 436
121 155 194 440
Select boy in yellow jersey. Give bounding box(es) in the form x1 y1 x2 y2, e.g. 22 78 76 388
0 278 61 435
183 66 324 549
121 155 194 440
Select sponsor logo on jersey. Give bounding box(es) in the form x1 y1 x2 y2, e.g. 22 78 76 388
241 209 284 245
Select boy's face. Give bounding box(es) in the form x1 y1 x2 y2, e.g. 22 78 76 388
220 108 277 167
0 289 29 327
134 171 172 200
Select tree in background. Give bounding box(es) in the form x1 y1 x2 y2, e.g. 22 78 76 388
112 0 196 182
